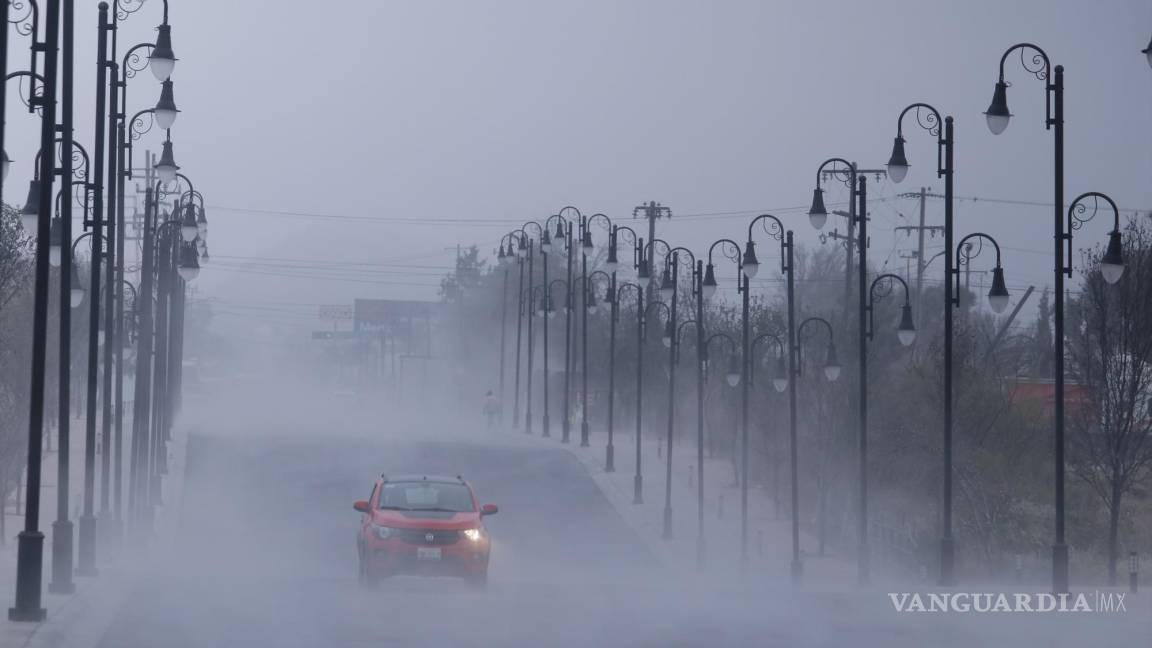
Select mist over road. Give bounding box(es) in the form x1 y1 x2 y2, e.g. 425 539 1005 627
89 386 1148 647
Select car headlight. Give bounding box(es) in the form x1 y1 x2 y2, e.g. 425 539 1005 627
463 528 483 542
373 524 397 540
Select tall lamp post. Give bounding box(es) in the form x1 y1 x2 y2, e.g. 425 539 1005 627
884 101 970 584
982 45 1126 593
545 208 579 442
614 279 644 489
10 0 60 622
602 224 640 471
521 221 544 432
642 297 672 522
793 317 842 557
749 331 787 522
741 213 807 575
581 269 612 449
861 273 917 583
580 213 614 447
503 231 528 429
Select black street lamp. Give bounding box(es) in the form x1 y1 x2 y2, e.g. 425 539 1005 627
642 297 671 519
645 295 672 511
545 208 580 442
861 272 916 583
885 100 965 585
581 268 611 449
660 247 696 542
521 221 544 433
794 317 841 555
10 0 61 622
543 276 569 440
581 213 614 447
503 230 528 428
744 213 809 578
703 237 746 550
539 213 570 439
982 43 1127 594
811 157 887 585
603 224 640 472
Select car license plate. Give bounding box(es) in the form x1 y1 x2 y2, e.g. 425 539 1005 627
417 547 441 561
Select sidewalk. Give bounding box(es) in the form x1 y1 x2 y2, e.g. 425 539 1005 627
0 413 190 648
488 414 885 592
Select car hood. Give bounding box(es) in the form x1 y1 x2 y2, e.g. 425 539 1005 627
370 510 481 529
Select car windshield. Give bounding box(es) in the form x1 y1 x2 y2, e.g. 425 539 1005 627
377 481 475 513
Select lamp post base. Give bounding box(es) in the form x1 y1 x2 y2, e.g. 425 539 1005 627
605 443 615 472
75 515 98 577
1052 543 1069 594
48 520 75 595
633 474 643 505
525 411 532 434
9 531 47 622
561 423 569 444
579 422 589 447
542 415 550 438
696 533 705 567
662 506 672 540
790 557 803 584
939 536 956 586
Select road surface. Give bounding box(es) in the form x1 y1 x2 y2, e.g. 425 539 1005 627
91 395 1149 647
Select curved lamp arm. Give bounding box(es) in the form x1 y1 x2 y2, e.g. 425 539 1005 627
1066 191 1124 283
866 273 915 345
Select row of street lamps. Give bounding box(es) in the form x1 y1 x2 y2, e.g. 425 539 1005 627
4 0 208 622
486 40 1132 590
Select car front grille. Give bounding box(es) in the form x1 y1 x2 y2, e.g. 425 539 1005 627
398 528 460 546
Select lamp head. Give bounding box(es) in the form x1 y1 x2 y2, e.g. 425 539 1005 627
984 80 1011 135
21 180 41 233
702 263 717 299
741 241 760 279
154 139 180 184
637 259 650 289
154 80 180 130
823 344 841 382
886 134 909 183
808 188 828 229
69 264 85 308
180 203 199 242
148 23 177 82
540 229 552 254
178 244 200 281
48 217 63 267
897 303 917 346
658 267 674 300
988 266 1010 313
773 356 788 392
725 353 741 387
516 236 528 258
661 320 673 348
1101 230 1125 285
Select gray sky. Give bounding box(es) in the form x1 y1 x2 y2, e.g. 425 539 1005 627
6 0 1150 338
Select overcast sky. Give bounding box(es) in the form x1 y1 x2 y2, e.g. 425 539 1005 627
5 0 1150 339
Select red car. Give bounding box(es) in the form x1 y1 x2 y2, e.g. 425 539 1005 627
354 474 498 588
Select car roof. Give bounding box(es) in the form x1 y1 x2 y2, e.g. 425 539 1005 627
380 474 467 485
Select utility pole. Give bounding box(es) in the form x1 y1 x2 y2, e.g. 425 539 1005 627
632 201 670 296
894 188 945 327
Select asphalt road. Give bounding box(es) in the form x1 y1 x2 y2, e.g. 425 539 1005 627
95 431 700 647
92 405 1150 647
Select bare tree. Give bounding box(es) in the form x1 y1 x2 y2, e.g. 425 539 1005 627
1068 219 1152 584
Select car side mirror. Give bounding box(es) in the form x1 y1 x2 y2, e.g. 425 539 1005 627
480 504 498 516
353 500 370 513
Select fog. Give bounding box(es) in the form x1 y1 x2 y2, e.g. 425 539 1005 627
70 356 1142 647
3 1 1151 646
